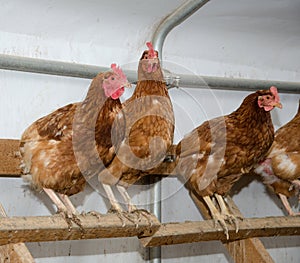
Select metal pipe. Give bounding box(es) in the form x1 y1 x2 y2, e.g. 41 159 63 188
0 53 143 83
0 53 299 93
152 0 210 60
173 73 300 93
149 178 161 263
150 1 210 263
0 53 106 79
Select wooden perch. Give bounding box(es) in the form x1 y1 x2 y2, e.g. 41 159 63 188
0 139 21 176
0 139 177 177
0 204 35 263
0 213 160 246
140 215 300 247
191 193 275 263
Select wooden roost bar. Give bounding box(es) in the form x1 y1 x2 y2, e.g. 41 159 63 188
0 139 300 263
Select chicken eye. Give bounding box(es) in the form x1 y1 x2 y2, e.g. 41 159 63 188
266 95 270 100
111 77 115 81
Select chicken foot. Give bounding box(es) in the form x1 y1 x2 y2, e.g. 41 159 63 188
116 185 153 227
279 193 300 216
214 194 240 232
203 195 231 239
101 184 137 227
57 193 82 228
43 188 82 230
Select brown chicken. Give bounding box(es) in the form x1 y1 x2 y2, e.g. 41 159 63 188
158 87 282 238
98 42 175 215
255 99 300 216
20 64 131 226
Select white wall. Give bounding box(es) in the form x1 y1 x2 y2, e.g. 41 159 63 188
0 0 299 262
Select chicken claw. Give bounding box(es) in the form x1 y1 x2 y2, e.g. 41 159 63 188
214 194 241 232
131 209 153 227
107 207 140 227
57 209 83 232
203 195 242 239
84 210 103 220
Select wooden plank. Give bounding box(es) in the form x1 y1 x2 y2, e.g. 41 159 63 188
225 238 274 263
0 139 176 177
140 215 300 247
222 197 274 263
0 139 21 176
0 213 160 246
0 203 35 263
190 193 274 263
0 139 177 177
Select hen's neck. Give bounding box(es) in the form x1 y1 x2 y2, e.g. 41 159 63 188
133 64 167 98
137 63 164 83
133 80 168 98
230 93 272 127
78 79 122 144
80 81 108 123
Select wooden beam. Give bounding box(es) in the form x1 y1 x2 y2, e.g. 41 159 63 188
0 213 160 246
190 193 275 263
222 197 274 263
0 139 21 176
0 204 35 263
140 215 300 247
0 139 177 177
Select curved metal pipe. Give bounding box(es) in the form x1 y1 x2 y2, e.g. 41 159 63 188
0 53 299 93
150 2 210 263
152 0 210 60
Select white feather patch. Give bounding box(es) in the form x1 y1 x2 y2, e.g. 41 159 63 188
277 154 297 174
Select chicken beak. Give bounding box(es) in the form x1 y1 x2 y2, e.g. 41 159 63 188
274 102 283 109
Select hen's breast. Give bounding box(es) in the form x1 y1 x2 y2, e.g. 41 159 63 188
20 104 85 196
21 138 84 195
180 111 275 197
122 81 174 171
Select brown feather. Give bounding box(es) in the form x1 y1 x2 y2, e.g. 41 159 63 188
98 53 175 187
174 89 277 198
255 100 300 200
20 71 124 196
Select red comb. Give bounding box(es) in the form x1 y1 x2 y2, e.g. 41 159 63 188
270 86 280 103
111 63 127 80
146 42 156 59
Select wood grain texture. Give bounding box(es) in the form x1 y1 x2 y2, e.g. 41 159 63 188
0 139 21 176
191 193 275 263
0 203 35 263
0 213 160 246
140 215 300 248
0 139 177 177
223 197 274 263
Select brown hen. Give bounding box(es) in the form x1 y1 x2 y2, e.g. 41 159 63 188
98 42 175 215
255 99 300 216
20 64 131 226
160 87 282 238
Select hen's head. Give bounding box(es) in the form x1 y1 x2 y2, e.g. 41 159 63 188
139 42 160 74
102 64 131 100
257 86 282 111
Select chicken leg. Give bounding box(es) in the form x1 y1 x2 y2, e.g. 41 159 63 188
43 188 81 229
100 183 136 226
279 193 300 216
214 194 239 232
116 185 152 226
203 194 241 239
57 193 82 227
203 195 229 239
